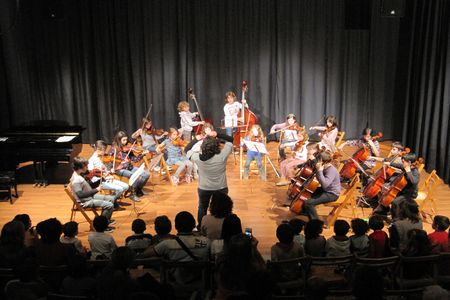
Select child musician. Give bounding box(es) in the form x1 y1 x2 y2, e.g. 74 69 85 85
162 128 194 185
178 101 204 141
110 131 151 202
223 91 247 137
131 117 167 152
309 115 339 151
270 114 303 161
303 150 341 220
241 124 266 180
276 130 309 186
88 140 129 197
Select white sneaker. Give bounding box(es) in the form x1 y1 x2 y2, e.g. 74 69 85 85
153 166 161 172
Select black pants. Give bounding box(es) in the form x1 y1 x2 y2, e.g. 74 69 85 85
197 187 229 225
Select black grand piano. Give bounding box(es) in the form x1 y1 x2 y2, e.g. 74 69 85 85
0 120 84 187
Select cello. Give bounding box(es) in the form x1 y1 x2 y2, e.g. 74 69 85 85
340 132 383 180
188 88 213 135
233 80 259 147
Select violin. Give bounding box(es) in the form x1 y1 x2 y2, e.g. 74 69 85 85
321 125 336 137
101 155 122 165
145 128 165 136
84 169 103 181
122 143 145 156
172 137 188 148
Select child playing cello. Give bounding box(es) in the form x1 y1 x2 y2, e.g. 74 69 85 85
276 130 309 186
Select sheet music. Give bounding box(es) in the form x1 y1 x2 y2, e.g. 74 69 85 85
56 136 76 143
243 140 268 154
0 137 8 142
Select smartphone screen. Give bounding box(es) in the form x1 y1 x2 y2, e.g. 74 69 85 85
245 227 252 238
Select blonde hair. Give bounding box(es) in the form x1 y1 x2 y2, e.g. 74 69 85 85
224 92 236 103
177 101 189 112
248 124 265 140
201 122 214 135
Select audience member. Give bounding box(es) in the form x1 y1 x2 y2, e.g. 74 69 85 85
289 218 306 247
389 199 422 254
13 214 38 247
61 254 96 297
211 213 242 260
402 229 432 280
428 215 450 253
150 215 175 246
60 221 87 255
326 220 351 257
349 218 369 257
88 215 117 260
304 219 326 257
0 221 27 268
368 215 390 258
201 192 233 240
125 219 152 253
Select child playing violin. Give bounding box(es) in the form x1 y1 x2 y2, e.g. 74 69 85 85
110 131 151 202
309 115 339 151
223 91 247 137
88 140 129 198
162 128 194 185
131 117 168 152
276 130 309 186
270 114 304 161
178 101 204 141
241 124 266 180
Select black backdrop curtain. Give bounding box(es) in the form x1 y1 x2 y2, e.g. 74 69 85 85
0 0 448 183
398 0 450 184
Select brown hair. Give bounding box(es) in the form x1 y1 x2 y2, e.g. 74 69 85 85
326 115 338 128
94 140 107 151
247 124 265 140
113 131 128 149
319 150 333 164
224 91 237 103
140 117 152 128
201 122 215 135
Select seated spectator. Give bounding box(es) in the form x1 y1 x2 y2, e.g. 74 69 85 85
428 215 449 253
60 221 87 255
270 223 305 281
88 216 117 260
13 214 38 247
389 199 423 254
211 213 242 261
402 229 432 280
350 218 369 257
35 218 76 266
150 215 175 246
5 257 48 299
304 219 326 257
368 215 390 258
0 221 28 269
215 233 273 299
125 219 152 253
289 218 306 247
201 192 233 240
326 220 351 257
61 255 96 297
142 211 209 283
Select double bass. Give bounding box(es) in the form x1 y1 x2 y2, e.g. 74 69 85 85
340 132 383 180
188 88 213 135
233 80 259 147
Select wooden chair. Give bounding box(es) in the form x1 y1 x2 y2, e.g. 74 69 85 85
160 259 212 299
325 174 360 226
354 256 400 289
65 185 99 231
396 255 439 289
240 137 267 180
415 170 442 220
267 256 311 296
40 265 69 292
335 131 345 148
309 255 355 290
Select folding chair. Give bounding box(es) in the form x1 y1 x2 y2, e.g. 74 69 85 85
65 185 100 231
335 131 345 148
415 170 442 220
325 174 359 226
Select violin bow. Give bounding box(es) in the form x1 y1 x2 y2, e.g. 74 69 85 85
125 104 153 160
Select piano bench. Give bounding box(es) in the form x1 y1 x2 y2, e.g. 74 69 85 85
0 171 18 204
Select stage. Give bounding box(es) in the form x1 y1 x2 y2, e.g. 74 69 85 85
0 141 448 258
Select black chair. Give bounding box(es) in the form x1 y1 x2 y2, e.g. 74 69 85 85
396 255 439 289
309 255 355 290
0 171 18 204
354 256 400 289
437 252 450 289
39 265 69 292
267 256 311 295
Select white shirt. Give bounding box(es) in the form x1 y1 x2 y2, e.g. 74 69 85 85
88 232 117 260
88 153 105 183
223 102 242 127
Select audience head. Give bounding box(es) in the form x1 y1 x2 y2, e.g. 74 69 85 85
432 215 450 232
276 223 295 245
368 215 385 231
334 220 350 237
154 215 172 236
351 218 369 236
1 220 25 247
289 218 305 235
111 246 136 271
224 233 253 261
13 214 32 231
131 219 146 234
175 211 196 233
405 229 431 256
209 192 233 218
36 218 63 244
62 221 78 238
93 216 109 233
221 214 242 243
352 266 384 300
305 219 324 240
201 136 221 157
398 199 420 223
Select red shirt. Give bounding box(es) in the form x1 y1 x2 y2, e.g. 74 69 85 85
368 230 389 258
428 231 449 253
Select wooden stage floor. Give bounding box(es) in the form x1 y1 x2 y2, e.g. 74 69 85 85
0 142 449 259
